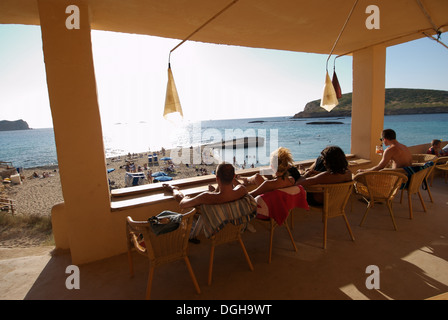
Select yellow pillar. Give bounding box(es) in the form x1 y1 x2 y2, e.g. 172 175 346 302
38 0 114 264
351 45 386 164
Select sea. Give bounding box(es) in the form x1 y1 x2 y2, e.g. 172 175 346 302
1 113 447 169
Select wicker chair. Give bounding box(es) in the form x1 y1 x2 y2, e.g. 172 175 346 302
206 222 254 285
353 171 408 231
305 181 355 249
259 214 298 264
433 156 448 184
126 209 201 300
196 195 257 284
411 153 437 164
412 154 437 192
400 166 432 219
255 186 307 263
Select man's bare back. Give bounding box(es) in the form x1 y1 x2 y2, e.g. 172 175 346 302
358 129 412 173
386 141 413 169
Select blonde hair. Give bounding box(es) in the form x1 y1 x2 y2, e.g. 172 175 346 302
270 147 294 178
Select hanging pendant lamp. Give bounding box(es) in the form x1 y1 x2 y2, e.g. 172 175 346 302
332 67 342 99
162 0 240 120
320 0 359 112
163 63 183 121
321 71 339 112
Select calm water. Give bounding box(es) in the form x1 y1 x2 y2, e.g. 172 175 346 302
1 113 447 168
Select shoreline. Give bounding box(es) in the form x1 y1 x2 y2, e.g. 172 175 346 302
1 148 223 217
0 149 220 248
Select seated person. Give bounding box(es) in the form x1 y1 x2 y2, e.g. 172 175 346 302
163 162 249 242
237 147 301 198
163 162 247 210
296 146 352 205
302 153 327 178
427 139 446 156
357 129 412 173
443 144 448 156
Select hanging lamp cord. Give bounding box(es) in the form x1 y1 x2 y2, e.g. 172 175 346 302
326 0 359 71
168 0 240 66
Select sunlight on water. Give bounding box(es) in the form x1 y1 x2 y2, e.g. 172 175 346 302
1 114 447 168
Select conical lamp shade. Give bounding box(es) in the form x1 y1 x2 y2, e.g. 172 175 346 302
320 71 339 112
163 65 183 120
332 70 342 99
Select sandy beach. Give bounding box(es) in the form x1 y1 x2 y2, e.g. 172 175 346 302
0 150 219 248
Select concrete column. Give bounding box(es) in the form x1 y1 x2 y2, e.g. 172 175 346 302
38 0 113 264
351 45 386 164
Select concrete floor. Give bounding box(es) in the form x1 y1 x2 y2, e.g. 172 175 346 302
2 177 447 300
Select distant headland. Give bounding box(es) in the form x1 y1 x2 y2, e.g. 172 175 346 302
293 88 448 118
0 119 31 131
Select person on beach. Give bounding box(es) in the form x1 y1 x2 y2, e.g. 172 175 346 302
295 146 352 205
357 129 412 173
237 147 301 198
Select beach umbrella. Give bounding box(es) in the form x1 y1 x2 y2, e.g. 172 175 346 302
151 171 168 177
161 157 172 161
154 176 173 182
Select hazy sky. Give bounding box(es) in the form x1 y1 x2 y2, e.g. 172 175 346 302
0 24 447 129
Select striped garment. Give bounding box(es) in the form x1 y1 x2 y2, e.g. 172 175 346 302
198 194 257 238
401 161 434 189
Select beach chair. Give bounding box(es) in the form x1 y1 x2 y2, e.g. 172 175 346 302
353 171 408 230
0 197 15 215
126 209 200 300
305 181 355 249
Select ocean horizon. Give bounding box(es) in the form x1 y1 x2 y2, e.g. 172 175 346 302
1 113 447 169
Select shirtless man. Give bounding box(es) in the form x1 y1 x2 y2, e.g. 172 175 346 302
357 129 412 173
163 162 247 210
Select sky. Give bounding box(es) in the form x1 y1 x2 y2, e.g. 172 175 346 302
0 24 447 129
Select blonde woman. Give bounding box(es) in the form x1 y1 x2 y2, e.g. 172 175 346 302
238 147 301 198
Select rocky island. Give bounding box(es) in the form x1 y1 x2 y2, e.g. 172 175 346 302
293 88 448 118
0 119 31 131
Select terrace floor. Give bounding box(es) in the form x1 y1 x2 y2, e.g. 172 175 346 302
1 176 447 300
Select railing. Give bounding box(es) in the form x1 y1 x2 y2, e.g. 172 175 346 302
110 154 371 211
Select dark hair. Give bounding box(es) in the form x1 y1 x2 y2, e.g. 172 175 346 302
216 162 235 184
431 139 441 146
321 146 348 174
382 129 396 141
287 166 301 183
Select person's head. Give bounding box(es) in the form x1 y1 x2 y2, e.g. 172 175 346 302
270 147 294 178
381 129 396 146
431 139 442 148
320 146 348 174
215 162 235 185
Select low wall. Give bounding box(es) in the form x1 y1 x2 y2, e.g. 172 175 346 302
408 141 448 154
